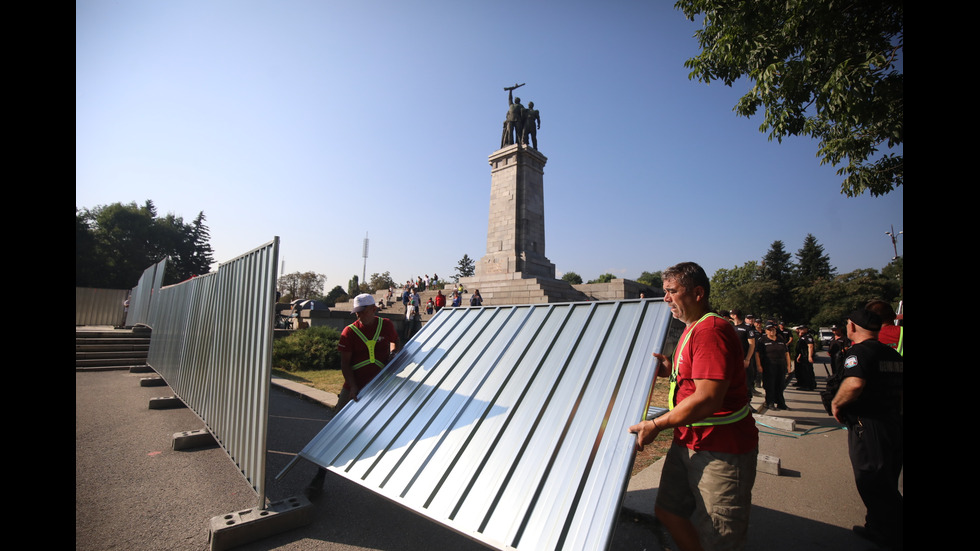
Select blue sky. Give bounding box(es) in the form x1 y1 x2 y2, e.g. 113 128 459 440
76 1 903 291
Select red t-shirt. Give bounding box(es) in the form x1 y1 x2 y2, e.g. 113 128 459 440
672 315 759 454
338 317 399 389
878 324 902 352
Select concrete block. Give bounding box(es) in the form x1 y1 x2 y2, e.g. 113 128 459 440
754 414 797 431
148 396 186 409
139 376 167 387
173 429 217 450
208 495 314 551
758 454 781 476
129 365 152 373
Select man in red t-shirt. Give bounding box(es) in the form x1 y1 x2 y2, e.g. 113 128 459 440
336 293 400 410
308 293 399 500
630 262 758 550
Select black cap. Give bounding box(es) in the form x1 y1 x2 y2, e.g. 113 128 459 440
848 308 882 331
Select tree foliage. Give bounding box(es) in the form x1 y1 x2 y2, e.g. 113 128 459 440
76 201 214 288
794 233 836 285
710 235 900 327
587 273 617 284
454 254 475 282
561 271 584 285
277 271 326 302
798 268 900 328
347 275 360 298
636 271 664 290
676 0 903 197
791 234 838 322
322 285 349 306
367 271 396 293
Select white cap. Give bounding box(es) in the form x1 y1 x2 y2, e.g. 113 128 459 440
352 293 376 313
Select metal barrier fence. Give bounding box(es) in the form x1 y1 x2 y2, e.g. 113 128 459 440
146 238 279 506
293 299 678 551
125 258 167 327
75 287 129 326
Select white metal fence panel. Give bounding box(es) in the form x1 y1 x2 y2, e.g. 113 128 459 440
296 299 678 551
75 287 129 326
146 238 279 505
125 258 167 327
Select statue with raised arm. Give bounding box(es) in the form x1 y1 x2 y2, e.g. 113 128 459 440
522 101 540 149
501 83 525 148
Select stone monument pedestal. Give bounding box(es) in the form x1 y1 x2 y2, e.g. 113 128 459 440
476 144 555 279
461 144 589 305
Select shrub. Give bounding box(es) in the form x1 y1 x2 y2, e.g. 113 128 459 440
273 326 342 372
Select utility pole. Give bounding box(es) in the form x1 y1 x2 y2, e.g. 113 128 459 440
362 232 369 283
885 225 902 260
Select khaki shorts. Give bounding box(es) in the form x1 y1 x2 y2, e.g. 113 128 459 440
656 442 757 551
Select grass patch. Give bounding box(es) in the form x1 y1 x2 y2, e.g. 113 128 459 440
273 367 346 396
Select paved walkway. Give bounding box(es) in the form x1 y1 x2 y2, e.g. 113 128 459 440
77 345 897 550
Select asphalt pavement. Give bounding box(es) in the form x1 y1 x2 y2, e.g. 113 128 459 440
76 352 897 550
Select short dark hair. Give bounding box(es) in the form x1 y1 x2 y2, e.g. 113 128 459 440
865 299 896 324
663 261 710 301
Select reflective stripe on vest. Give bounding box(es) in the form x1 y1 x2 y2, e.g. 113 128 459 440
896 327 903 356
668 312 752 427
348 318 386 371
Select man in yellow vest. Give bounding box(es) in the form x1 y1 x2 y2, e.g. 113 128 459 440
630 262 758 551
308 293 399 500
336 293 400 410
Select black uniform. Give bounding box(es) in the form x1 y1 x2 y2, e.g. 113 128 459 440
757 335 789 409
794 332 816 390
734 323 758 399
838 339 903 548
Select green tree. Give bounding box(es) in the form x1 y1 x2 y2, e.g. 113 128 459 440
278 271 326 301
759 241 795 320
791 234 837 322
676 0 903 197
561 271 583 285
454 254 475 282
76 201 214 288
711 261 761 312
636 271 664 289
322 285 349 306
587 273 616 284
801 268 900 327
794 234 836 285
347 275 360 298
880 256 902 297
367 271 396 293
761 241 793 284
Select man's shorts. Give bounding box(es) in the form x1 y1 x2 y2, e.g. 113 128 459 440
656 442 757 551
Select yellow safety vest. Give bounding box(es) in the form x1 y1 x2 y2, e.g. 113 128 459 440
668 312 751 427
347 318 386 371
